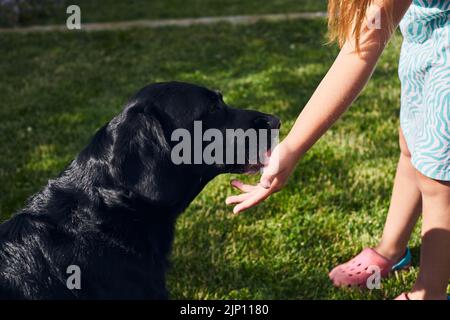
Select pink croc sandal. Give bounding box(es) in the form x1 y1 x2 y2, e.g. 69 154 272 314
329 248 411 288
394 292 450 300
394 293 410 300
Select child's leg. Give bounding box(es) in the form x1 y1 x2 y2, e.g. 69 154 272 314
329 129 421 288
408 172 450 300
375 129 422 261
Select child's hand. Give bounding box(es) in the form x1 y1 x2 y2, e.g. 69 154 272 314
225 142 297 214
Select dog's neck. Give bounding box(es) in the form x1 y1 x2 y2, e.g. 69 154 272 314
38 165 213 252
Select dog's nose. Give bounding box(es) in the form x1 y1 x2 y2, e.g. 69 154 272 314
254 116 281 130
270 117 281 130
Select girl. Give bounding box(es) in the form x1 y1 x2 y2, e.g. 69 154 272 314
226 0 450 300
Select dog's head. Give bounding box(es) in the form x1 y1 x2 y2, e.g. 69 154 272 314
85 82 280 206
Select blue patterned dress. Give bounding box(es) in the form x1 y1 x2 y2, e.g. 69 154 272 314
398 0 450 181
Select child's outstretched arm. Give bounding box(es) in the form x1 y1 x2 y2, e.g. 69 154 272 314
226 0 412 214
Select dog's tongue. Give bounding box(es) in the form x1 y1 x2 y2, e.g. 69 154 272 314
261 150 271 166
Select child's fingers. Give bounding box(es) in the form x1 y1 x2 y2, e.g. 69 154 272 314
233 188 271 214
225 192 252 205
260 173 276 189
230 179 257 192
260 160 281 189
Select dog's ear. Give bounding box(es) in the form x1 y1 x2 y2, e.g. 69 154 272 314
111 101 174 201
124 101 171 153
143 102 172 153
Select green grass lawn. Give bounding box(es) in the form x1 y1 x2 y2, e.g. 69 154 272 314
6 0 328 26
0 19 428 299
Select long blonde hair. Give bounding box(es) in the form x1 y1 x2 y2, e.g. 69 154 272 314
328 0 393 53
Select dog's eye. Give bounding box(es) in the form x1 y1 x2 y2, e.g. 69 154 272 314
215 90 223 101
209 104 219 114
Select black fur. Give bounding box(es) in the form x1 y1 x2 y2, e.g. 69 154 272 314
0 82 279 299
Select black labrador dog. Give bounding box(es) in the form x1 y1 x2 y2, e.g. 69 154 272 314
0 82 280 299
